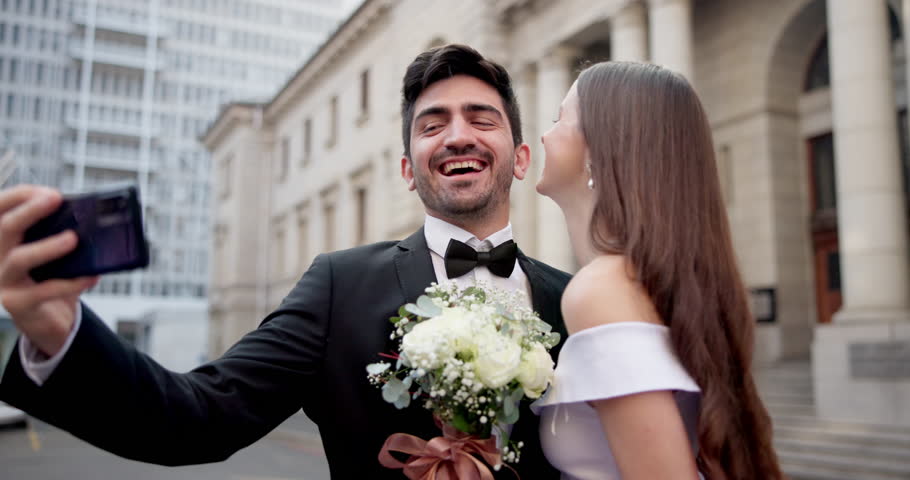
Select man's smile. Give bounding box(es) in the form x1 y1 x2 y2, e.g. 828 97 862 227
438 157 490 177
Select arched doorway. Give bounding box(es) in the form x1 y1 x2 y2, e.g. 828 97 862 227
800 5 905 323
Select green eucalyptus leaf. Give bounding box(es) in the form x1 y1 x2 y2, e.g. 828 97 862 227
382 378 405 403
533 318 552 333
393 391 411 409
499 401 519 425
462 286 486 303
545 332 561 348
451 412 474 434
405 303 437 318
416 295 442 316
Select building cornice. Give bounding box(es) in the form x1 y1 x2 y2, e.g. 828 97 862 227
264 0 395 122
201 103 263 151
201 0 394 151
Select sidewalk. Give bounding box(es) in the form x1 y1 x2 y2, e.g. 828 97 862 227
267 411 325 458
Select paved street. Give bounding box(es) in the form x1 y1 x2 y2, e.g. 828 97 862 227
0 412 330 480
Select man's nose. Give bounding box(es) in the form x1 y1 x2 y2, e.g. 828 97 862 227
443 117 476 150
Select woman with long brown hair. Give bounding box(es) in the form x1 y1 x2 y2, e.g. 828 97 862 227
530 61 784 479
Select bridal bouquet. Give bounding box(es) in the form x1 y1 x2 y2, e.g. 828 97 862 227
367 281 560 479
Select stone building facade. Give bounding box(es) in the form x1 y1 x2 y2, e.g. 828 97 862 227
204 0 910 426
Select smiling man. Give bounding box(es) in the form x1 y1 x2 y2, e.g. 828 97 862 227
403 72 528 240
0 44 570 479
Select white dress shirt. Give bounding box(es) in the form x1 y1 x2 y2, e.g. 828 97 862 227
17 216 532 386
18 307 82 386
423 215 531 308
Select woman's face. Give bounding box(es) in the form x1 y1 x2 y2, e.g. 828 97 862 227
537 82 589 201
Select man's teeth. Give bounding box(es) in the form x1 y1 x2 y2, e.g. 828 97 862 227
443 160 483 175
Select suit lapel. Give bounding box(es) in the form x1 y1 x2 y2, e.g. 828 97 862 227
517 251 558 325
517 251 568 358
393 228 438 304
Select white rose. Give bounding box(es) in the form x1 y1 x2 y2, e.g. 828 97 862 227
436 307 478 354
401 316 454 370
473 329 523 389
516 343 555 398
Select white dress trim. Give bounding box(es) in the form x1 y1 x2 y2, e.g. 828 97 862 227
532 322 700 412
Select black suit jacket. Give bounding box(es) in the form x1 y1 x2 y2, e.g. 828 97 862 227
0 228 570 479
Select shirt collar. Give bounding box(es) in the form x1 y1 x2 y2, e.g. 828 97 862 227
423 215 514 257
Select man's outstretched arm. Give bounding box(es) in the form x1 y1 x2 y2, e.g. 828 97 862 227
0 185 333 466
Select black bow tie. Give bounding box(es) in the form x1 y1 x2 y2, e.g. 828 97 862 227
444 239 518 279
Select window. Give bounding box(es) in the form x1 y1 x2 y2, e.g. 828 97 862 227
717 145 733 205
809 133 837 213
219 154 232 199
277 136 290 181
12 24 19 46
355 187 367 245
302 118 311 166
804 35 829 92
297 216 309 271
323 203 335 252
326 96 338 148
359 69 370 120
898 111 910 220
272 227 285 278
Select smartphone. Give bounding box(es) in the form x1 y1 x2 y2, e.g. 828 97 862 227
23 184 150 282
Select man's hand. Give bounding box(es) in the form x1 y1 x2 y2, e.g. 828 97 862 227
0 185 98 357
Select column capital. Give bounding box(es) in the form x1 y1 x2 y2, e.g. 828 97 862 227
539 44 580 71
647 0 689 7
613 1 647 30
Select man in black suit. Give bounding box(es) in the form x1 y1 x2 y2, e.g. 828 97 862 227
0 44 570 478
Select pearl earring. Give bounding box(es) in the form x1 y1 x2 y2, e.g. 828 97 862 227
587 177 594 190
585 162 594 190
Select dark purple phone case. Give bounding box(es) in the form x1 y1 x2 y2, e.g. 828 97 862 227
23 185 150 282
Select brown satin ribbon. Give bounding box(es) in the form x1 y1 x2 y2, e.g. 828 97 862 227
378 420 510 480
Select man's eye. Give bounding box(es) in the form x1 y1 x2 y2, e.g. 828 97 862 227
423 124 440 132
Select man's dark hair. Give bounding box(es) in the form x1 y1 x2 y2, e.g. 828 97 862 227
400 44 522 158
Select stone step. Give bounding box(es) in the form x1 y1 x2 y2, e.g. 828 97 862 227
774 424 910 450
772 415 910 437
762 391 816 405
777 450 910 479
775 437 910 464
757 381 814 396
756 371 813 382
767 403 816 417
782 462 910 480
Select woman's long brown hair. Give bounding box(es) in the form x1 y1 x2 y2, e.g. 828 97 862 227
576 61 783 479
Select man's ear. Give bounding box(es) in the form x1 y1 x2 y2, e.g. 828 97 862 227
513 143 531 180
401 157 416 191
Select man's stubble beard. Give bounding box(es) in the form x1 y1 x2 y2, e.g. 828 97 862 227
412 153 515 222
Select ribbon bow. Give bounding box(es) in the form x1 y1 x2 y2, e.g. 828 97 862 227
378 419 512 480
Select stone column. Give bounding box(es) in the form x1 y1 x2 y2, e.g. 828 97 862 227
611 1 648 62
827 0 909 320
535 46 578 273
512 65 539 257
813 0 910 427
647 0 694 81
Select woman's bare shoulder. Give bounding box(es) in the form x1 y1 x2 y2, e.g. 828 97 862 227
562 255 663 334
